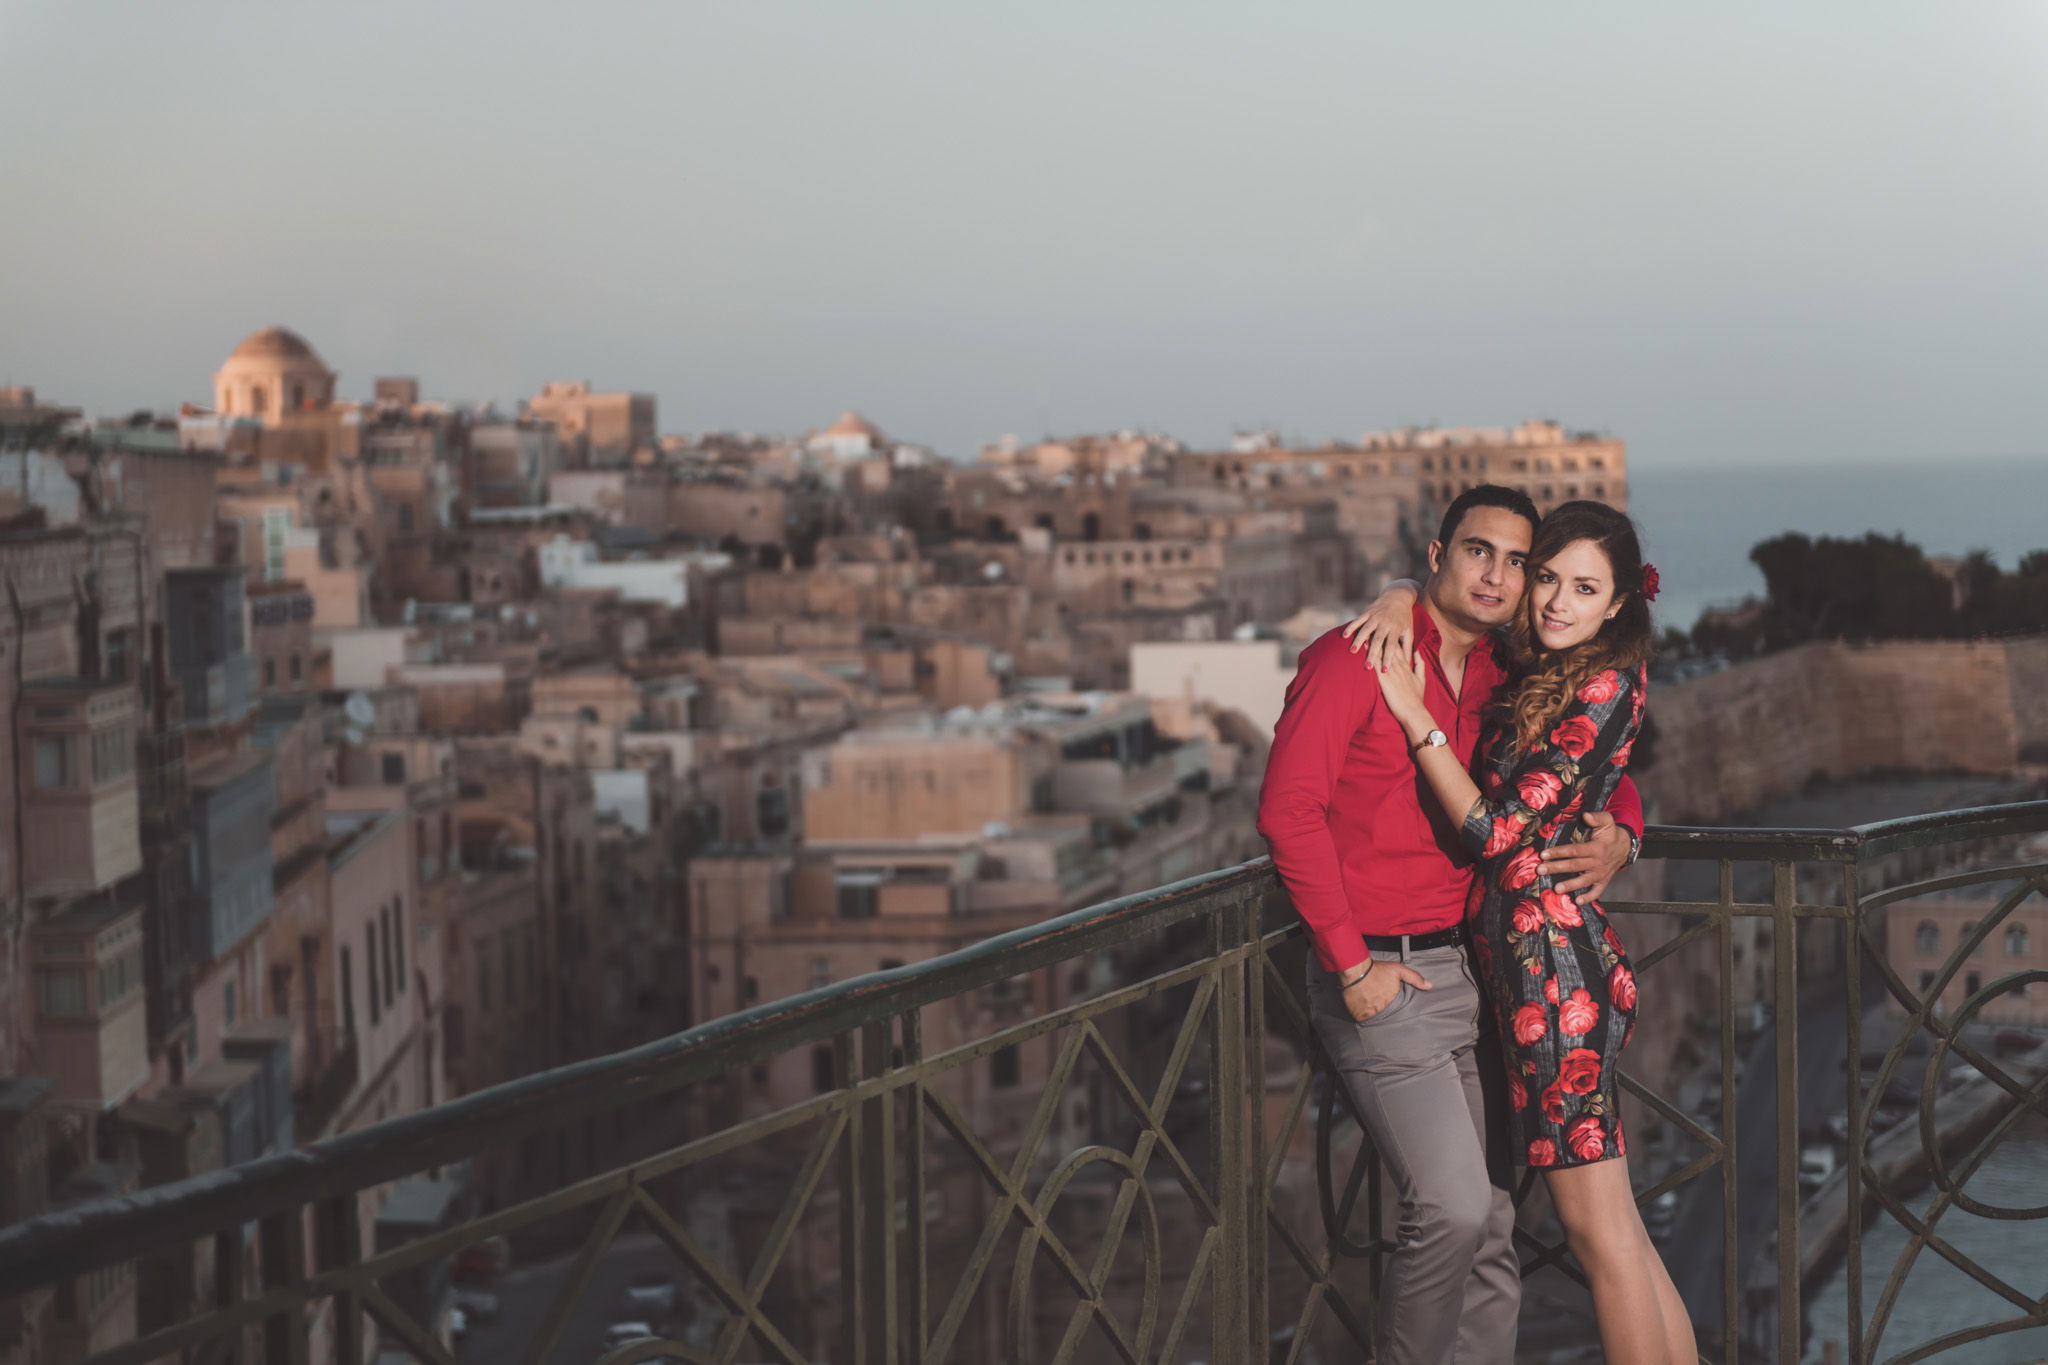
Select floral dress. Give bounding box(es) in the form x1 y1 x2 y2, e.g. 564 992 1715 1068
1459 663 1647 1169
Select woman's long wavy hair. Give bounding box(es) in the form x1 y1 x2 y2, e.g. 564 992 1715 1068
1499 501 1655 754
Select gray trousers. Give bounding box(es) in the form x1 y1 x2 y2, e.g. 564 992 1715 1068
1307 943 1520 1365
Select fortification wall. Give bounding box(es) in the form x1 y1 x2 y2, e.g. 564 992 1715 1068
1639 636 2044 823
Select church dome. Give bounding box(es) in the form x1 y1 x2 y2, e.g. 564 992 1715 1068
228 326 323 363
214 325 336 425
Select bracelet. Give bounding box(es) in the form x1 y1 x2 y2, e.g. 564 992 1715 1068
1339 960 1375 990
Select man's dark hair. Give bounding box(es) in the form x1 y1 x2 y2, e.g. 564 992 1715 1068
1434 484 1540 552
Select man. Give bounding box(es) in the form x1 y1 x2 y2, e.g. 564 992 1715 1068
1256 485 1642 1365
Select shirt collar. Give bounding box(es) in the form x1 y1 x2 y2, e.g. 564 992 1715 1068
1413 599 1508 676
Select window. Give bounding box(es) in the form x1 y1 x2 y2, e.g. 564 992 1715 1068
756 787 790 839
250 386 266 415
39 969 87 1017
397 502 415 533
2008 924 2030 957
223 978 237 1028
1966 971 1983 996
33 736 72 790
742 975 759 1005
837 883 879 920
366 922 381 1025
104 628 132 682
381 753 406 785
1916 921 1939 955
99 950 142 1008
475 946 492 1012
89 727 133 784
290 651 303 682
340 947 355 1035
1918 970 1936 993
264 657 277 688
392 899 406 993
261 507 289 581
810 957 832 990
812 1046 835 1094
992 1045 1020 1089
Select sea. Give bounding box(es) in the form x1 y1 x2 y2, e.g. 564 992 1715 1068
1627 455 2048 634
1800 1115 2048 1364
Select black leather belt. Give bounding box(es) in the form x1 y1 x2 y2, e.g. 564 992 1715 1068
1362 925 1467 953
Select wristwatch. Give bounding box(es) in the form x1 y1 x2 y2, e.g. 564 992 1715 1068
1411 728 1448 755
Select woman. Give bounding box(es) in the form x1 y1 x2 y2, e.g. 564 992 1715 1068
1344 501 1694 1365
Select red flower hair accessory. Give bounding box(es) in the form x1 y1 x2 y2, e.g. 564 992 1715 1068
1639 563 1661 602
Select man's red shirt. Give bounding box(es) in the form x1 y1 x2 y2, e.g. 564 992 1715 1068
1256 603 1644 974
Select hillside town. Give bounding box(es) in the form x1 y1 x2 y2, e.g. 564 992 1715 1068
0 328 1638 1361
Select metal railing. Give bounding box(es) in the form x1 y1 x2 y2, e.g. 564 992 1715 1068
3 802 2047 1364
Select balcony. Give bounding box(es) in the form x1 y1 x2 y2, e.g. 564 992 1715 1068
19 678 141 897
2 803 2047 1364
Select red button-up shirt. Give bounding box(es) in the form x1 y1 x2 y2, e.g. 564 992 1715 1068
1257 603 1643 974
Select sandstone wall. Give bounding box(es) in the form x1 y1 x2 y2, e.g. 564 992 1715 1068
1639 636 2045 823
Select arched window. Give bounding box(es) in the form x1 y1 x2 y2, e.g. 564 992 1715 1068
1915 921 1939 955
2007 924 2030 957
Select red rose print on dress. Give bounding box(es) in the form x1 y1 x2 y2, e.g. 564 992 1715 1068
1484 814 1528 858
1610 739 1634 768
1602 923 1625 956
1567 1116 1606 1161
1528 1138 1558 1167
1550 714 1601 757
1509 1074 1528 1112
1504 846 1542 890
1512 1001 1548 1046
1576 671 1621 705
1540 888 1584 928
1560 988 1600 1035
1543 977 1560 1004
1517 769 1563 810
1615 1123 1627 1157
1609 963 1638 1011
1541 1082 1568 1124
1558 1047 1603 1094
1559 792 1584 820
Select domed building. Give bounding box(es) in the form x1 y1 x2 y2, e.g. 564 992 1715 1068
213 326 336 425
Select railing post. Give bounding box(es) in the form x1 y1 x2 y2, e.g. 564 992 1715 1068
857 1018 899 1364
901 1007 929 1365
1840 862 1865 1365
1718 859 1740 1354
834 1030 867 1364
1209 889 1252 1365
1773 860 1801 1363
259 1206 309 1365
314 1192 363 1365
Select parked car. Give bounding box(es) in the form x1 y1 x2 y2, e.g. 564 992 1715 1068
1995 1029 2041 1052
451 1287 500 1323
1798 1144 1837 1195
452 1236 510 1284
622 1271 678 1316
1643 1190 1679 1240
601 1322 657 1351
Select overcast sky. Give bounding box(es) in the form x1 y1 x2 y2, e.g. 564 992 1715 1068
3 1 2045 465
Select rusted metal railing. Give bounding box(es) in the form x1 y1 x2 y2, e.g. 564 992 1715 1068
2 801 2045 1364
